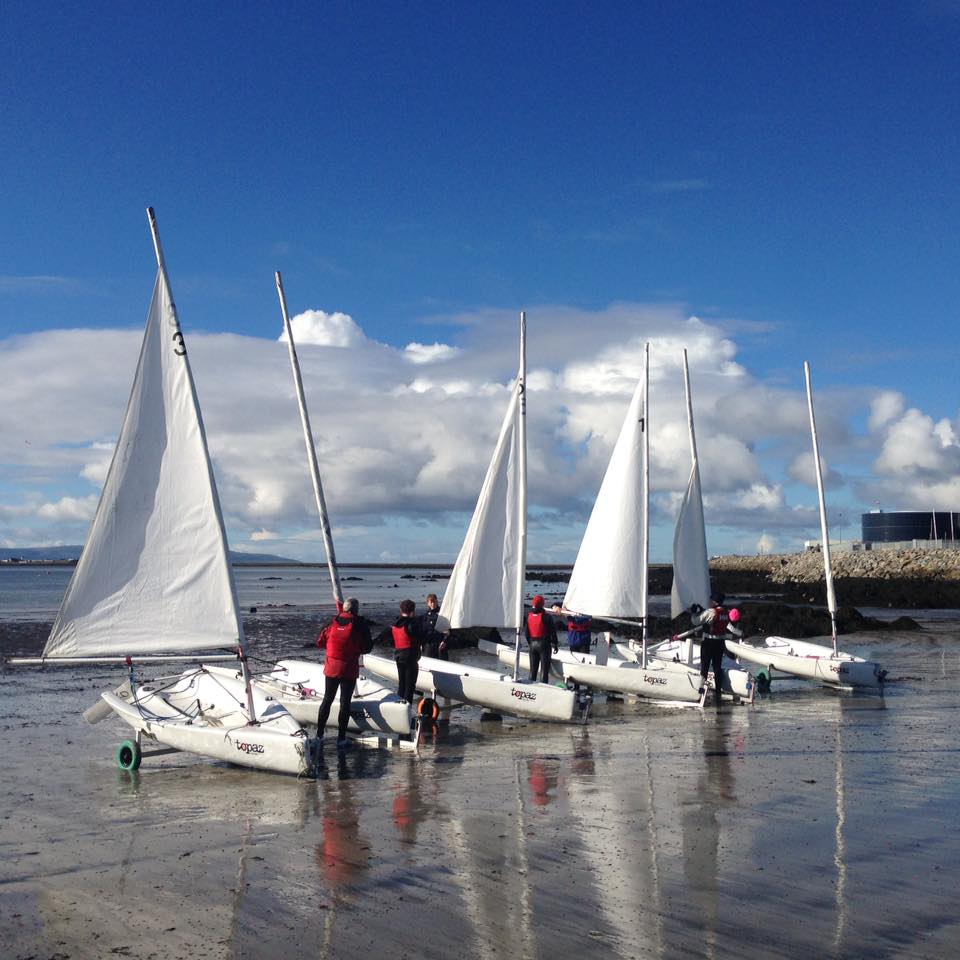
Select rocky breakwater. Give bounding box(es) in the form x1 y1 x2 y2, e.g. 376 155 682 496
711 548 960 609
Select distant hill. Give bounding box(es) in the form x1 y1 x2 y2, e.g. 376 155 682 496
0 546 299 565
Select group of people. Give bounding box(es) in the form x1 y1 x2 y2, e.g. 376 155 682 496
312 587 741 748
313 593 448 748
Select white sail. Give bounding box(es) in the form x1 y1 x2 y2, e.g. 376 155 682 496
439 382 522 629
44 269 242 657
564 373 646 617
670 352 711 618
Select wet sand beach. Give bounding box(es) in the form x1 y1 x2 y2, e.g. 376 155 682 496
2 621 958 960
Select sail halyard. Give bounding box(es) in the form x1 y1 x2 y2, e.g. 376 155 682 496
805 361 839 655
43 210 245 679
670 349 711 620
275 271 343 606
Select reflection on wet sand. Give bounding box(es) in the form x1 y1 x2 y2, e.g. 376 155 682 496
680 714 738 959
6 637 960 960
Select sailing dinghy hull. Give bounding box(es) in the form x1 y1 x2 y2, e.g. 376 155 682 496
486 642 732 704
725 637 884 689
243 660 413 735
636 639 756 700
99 667 315 776
362 653 577 722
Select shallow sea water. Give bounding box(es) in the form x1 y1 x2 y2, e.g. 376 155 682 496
1 568 959 959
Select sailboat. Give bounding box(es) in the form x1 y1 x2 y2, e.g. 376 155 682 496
724 362 886 690
363 312 577 722
207 273 412 741
608 349 754 701
10 209 316 775
489 344 750 703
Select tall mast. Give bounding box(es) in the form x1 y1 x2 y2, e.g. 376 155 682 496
804 361 839 655
682 349 699 465
146 207 257 723
275 272 343 606
641 342 650 667
513 311 528 681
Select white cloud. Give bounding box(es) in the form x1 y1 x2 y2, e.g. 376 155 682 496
250 529 279 542
2 300 956 561
36 495 98 521
875 408 949 474
279 309 365 347
404 341 461 364
869 390 905 431
756 532 776 555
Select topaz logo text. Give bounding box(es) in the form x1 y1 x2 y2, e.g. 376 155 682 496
644 675 668 686
236 741 265 754
511 688 537 701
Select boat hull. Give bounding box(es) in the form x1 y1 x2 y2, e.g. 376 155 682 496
101 667 315 775
490 643 751 704
213 661 412 736
725 637 885 689
642 639 755 700
362 653 576 722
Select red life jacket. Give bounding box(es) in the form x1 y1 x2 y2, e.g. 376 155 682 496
527 610 548 639
392 623 413 650
707 605 730 637
567 615 592 633
321 613 362 680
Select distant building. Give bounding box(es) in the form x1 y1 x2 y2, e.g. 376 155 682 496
861 510 960 546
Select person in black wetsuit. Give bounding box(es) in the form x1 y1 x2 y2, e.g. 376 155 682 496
392 598 426 703
695 592 742 706
420 592 449 660
525 595 559 683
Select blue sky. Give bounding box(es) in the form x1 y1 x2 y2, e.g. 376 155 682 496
2 2 959 562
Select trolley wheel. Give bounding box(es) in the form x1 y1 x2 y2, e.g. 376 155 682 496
417 697 440 721
116 739 142 771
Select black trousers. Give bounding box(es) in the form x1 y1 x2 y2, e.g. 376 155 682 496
528 639 552 684
422 638 449 660
700 637 726 691
316 675 357 740
395 649 420 702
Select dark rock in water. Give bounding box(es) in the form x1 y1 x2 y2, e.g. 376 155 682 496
887 615 922 631
342 576 364 581
709 601 921 639
400 574 416 579
249 606 258 613
527 569 572 584
259 576 282 581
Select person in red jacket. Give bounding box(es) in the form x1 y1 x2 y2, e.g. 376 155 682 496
316 598 372 749
393 598 426 703
525 595 559 683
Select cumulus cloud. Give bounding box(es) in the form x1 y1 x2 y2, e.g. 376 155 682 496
404 342 461 364
869 391 905 431
876 408 950 475
36 495 99 521
279 309 365 347
1 300 955 561
250 529 280 542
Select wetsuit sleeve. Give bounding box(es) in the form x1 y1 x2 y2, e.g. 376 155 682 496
359 619 374 654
